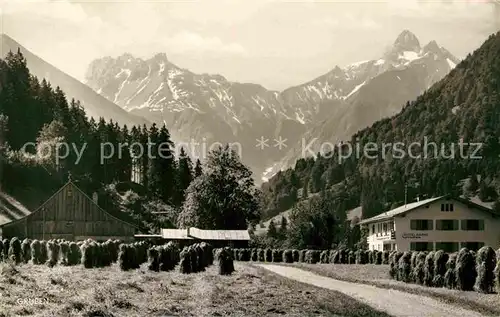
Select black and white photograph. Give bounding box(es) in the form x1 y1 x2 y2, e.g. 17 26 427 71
0 0 500 316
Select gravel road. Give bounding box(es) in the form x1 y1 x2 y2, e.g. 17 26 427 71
258 264 488 317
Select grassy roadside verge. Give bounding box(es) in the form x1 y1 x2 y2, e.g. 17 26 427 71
279 263 500 316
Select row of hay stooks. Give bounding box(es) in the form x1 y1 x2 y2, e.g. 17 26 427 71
0 237 236 275
389 247 498 294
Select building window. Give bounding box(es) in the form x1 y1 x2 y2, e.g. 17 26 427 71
383 223 387 232
383 244 392 251
436 220 459 231
388 222 394 231
410 242 433 251
441 203 454 212
410 219 433 230
371 224 375 235
435 242 459 253
461 219 484 231
461 242 485 251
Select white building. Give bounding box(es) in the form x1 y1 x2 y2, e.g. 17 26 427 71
358 196 500 252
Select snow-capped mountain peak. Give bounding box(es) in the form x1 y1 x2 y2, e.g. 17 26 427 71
393 29 421 52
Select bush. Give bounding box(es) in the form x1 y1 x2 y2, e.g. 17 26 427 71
455 248 477 291
283 250 293 263
424 251 435 287
59 241 69 266
292 250 299 262
239 248 251 262
257 248 265 262
265 248 272 262
355 250 365 264
8 237 22 264
331 250 341 264
251 248 258 261
30 240 42 265
118 244 133 271
348 250 355 264
444 253 457 289
390 252 403 279
68 242 80 265
305 250 320 264
81 242 92 268
339 249 348 264
299 250 306 263
2 238 9 261
398 252 412 282
412 252 427 285
375 251 382 265
432 250 449 287
179 246 192 274
217 247 234 275
148 247 160 272
21 239 31 264
40 241 48 264
46 240 60 267
272 249 283 262
475 246 496 293
320 250 329 263
382 251 389 264
368 250 374 264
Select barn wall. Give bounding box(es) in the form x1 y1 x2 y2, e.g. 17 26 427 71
1 183 136 241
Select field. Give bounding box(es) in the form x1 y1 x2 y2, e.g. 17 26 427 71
0 262 392 317
288 263 500 316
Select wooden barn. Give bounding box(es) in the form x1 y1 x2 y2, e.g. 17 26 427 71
0 180 139 241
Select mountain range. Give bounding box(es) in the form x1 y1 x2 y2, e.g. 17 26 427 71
1 31 460 183
0 34 148 128
84 30 459 182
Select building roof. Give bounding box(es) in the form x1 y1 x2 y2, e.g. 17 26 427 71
0 181 140 229
189 227 250 241
161 228 192 240
160 227 250 241
358 196 445 225
358 195 497 225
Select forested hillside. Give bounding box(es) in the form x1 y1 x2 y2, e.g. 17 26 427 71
0 50 260 233
261 32 500 225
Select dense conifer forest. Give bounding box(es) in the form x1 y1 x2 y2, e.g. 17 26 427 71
259 32 500 247
0 50 259 234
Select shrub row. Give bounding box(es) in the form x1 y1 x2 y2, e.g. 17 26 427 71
230 248 389 265
147 241 182 272
390 246 498 293
178 243 214 274
0 237 130 268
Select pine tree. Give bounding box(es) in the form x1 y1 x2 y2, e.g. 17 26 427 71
194 159 203 177
177 147 193 205
147 123 161 198
267 220 278 239
279 216 288 237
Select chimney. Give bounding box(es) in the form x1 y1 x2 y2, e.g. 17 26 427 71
92 192 98 204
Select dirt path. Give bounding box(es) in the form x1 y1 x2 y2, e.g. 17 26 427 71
258 264 487 317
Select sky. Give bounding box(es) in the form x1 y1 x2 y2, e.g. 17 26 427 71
0 0 498 90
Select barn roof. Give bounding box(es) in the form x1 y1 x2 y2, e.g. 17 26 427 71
161 228 192 240
160 227 250 241
189 227 250 241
